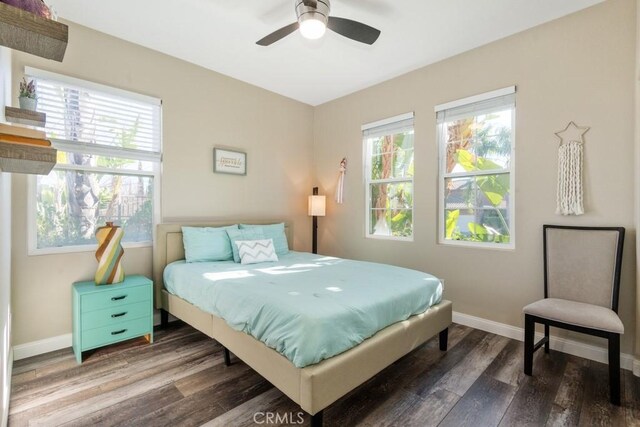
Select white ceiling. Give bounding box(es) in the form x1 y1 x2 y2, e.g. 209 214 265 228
52 0 603 106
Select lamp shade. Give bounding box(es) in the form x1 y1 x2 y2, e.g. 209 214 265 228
308 195 326 216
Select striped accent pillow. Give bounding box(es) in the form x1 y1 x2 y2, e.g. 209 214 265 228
235 239 279 265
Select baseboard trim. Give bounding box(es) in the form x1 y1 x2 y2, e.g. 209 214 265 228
13 310 172 361
452 311 636 373
153 311 161 327
13 333 72 361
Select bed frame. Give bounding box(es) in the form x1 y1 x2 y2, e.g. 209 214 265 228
153 221 452 426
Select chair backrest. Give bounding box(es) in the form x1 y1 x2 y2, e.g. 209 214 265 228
544 225 625 312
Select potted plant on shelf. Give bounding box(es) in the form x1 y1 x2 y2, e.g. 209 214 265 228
19 77 37 111
0 0 52 19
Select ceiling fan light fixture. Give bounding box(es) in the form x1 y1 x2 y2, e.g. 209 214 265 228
299 15 327 40
256 0 381 47
296 0 330 40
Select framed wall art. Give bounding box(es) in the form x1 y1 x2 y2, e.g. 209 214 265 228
213 148 247 176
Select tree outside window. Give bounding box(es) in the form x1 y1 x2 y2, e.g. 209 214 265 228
29 70 161 253
364 114 414 239
438 90 515 247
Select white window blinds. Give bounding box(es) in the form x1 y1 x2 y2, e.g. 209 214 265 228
362 112 414 139
26 67 162 162
436 87 516 124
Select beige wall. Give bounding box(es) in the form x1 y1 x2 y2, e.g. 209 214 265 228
10 22 314 345
314 0 637 353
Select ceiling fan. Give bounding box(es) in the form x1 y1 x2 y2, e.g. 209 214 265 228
257 0 381 46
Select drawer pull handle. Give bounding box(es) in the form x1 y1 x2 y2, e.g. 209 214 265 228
111 295 127 301
111 329 127 335
111 312 127 318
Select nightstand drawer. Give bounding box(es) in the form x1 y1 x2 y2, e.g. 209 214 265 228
81 316 151 350
81 301 151 331
81 285 150 312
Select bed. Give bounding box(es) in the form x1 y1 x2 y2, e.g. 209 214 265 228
153 221 452 426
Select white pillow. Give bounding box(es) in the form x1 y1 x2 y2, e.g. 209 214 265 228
235 239 279 265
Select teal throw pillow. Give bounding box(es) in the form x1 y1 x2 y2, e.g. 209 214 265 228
239 223 289 255
182 225 238 263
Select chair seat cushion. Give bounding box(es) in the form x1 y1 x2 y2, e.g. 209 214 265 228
523 298 624 334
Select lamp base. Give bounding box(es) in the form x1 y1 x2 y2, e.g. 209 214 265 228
312 215 318 254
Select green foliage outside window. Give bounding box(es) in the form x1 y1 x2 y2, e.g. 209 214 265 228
444 111 512 244
35 86 154 250
369 131 414 238
36 171 153 248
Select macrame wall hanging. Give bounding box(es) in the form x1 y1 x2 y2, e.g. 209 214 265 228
335 158 347 204
555 121 589 216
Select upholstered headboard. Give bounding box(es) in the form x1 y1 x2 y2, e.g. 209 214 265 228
153 220 293 308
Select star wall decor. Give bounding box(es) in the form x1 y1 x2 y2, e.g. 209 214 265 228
554 121 590 145
555 121 588 216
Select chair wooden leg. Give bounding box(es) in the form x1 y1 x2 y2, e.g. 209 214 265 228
524 314 534 376
311 410 323 427
608 333 621 405
439 327 448 351
544 323 550 354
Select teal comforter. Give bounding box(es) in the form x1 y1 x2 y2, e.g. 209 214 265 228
164 252 443 368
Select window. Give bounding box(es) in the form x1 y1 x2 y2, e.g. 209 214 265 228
363 112 414 240
27 67 162 254
437 87 515 248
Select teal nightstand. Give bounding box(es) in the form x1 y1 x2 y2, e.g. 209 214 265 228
72 275 154 363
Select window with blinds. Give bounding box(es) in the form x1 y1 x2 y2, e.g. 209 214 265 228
362 112 414 240
27 67 162 254
436 86 515 248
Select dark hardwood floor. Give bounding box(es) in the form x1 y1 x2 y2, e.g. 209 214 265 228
8 322 640 426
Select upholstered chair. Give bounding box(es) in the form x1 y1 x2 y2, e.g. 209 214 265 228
523 225 625 405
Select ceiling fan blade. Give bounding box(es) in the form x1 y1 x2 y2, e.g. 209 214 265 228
327 17 381 45
256 22 299 46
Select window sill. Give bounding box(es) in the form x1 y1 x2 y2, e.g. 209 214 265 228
438 239 515 251
365 234 414 242
28 241 152 257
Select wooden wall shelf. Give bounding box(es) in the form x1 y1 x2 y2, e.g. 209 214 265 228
5 106 45 127
0 2 68 62
0 140 56 175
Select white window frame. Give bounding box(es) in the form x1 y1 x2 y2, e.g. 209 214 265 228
363 112 415 241
436 86 516 250
26 68 162 256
